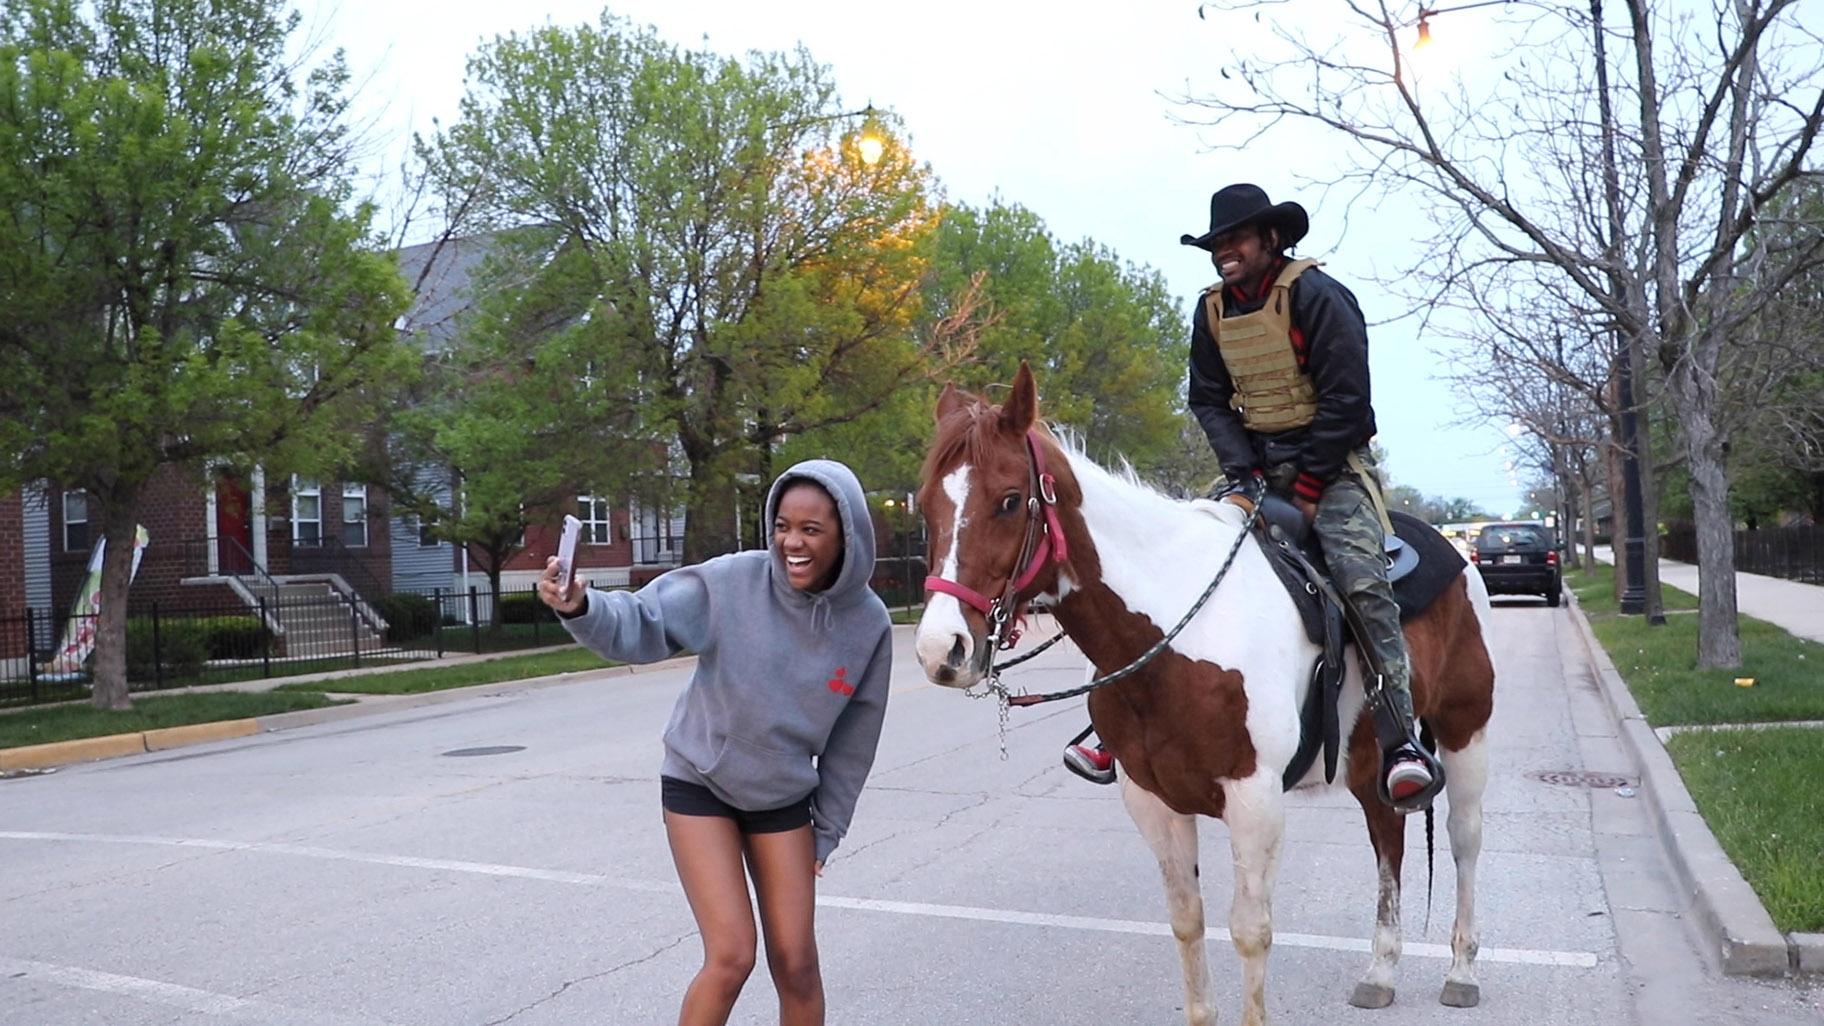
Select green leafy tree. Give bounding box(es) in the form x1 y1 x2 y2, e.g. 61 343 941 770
424 14 943 561
0 0 413 708
927 200 1187 475
378 233 665 617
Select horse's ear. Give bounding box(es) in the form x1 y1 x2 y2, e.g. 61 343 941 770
936 382 965 424
999 361 1037 433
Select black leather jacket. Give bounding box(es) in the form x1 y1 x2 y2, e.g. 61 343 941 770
1187 261 1378 490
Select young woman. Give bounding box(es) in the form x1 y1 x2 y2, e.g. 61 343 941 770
537 459 892 1026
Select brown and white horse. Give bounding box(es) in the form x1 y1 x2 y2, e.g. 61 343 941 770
913 365 1496 1026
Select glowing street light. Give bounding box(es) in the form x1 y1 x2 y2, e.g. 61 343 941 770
857 132 886 167
1410 0 1515 49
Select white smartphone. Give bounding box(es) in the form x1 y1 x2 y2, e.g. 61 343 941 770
555 514 582 594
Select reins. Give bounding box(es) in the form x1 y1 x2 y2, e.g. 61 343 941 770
998 501 1258 707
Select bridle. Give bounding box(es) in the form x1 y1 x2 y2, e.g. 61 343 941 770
924 429 1069 677
922 427 1260 710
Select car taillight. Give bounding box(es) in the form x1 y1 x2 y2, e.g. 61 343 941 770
1469 549 1479 564
1546 550 1559 566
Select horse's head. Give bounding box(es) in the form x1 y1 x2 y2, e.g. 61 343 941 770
915 362 1075 688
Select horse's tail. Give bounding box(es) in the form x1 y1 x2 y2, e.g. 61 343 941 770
1422 718 1438 933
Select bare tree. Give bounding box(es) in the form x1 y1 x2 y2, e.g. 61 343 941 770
1188 0 1824 667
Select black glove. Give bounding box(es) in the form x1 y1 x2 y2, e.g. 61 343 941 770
1213 469 1266 505
1263 463 1300 498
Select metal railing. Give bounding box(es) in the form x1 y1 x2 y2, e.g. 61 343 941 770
0 583 577 708
4 547 933 708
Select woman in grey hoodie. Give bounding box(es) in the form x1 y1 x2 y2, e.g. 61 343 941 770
536 459 891 1026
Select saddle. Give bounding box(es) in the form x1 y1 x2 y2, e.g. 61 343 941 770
1252 496 1467 791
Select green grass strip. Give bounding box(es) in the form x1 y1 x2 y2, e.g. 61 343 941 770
1567 568 1824 726
1666 727 1824 933
0 691 344 749
274 647 614 696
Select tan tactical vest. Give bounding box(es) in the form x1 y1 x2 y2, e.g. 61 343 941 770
1201 258 1320 433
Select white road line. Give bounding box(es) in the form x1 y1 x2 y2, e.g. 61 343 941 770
0 955 406 1026
1 831 1598 969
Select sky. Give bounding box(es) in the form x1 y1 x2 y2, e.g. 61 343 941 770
295 0 1535 517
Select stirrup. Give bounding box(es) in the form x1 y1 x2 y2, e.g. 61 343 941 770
1379 743 1445 813
1063 744 1116 785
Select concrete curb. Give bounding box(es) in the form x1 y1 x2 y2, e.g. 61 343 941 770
1566 594 1801 977
0 655 698 773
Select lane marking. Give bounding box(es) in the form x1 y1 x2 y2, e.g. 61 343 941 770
0 955 406 1026
2 831 1598 969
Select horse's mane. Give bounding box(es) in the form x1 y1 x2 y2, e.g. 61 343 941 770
1050 430 1241 526
925 398 1243 528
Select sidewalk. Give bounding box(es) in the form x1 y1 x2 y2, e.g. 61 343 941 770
1593 545 1824 643
1580 546 1824 976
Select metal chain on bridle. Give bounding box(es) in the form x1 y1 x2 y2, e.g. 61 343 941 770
968 501 1260 712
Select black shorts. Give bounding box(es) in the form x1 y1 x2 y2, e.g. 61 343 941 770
660 776 812 834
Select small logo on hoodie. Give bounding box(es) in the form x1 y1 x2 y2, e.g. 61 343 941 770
827 667 854 696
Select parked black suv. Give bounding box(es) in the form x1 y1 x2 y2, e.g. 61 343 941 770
1472 521 1563 606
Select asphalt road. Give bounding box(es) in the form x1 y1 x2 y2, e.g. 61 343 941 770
2 600 1819 1025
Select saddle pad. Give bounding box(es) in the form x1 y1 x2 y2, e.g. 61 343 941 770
1388 511 1468 619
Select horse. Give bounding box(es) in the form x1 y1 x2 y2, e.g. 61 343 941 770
912 364 1496 1026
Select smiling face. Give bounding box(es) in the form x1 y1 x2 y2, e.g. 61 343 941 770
1208 223 1279 289
774 481 843 592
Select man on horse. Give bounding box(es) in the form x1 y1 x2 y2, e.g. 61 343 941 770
1064 183 1437 812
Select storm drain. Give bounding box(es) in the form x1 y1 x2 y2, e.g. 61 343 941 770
1528 770 1635 788
441 745 527 757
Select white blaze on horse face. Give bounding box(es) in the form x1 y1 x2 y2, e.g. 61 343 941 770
914 464 979 683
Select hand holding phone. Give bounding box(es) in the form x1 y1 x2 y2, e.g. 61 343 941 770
555 514 582 598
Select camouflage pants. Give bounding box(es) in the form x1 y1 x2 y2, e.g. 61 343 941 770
1307 454 1411 700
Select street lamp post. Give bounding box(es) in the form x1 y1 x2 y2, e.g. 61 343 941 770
775 104 889 167
1419 0 1654 618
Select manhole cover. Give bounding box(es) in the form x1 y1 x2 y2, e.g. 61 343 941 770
1528 770 1635 788
441 745 527 757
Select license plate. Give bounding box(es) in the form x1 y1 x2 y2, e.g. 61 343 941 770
1498 555 1522 565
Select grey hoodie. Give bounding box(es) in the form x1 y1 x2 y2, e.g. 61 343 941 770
560 460 892 862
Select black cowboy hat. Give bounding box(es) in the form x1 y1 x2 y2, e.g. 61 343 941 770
1180 183 1309 251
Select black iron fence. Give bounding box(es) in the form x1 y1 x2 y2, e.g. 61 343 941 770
0 583 581 708
2 565 930 709
1661 523 1824 585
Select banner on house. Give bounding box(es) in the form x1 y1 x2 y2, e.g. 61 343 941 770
39 525 151 681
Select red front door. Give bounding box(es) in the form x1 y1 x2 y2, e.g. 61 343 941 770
215 475 254 574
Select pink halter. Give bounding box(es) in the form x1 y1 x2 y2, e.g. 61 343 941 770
924 430 1069 627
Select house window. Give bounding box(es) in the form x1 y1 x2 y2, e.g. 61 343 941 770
342 484 368 547
579 495 612 544
63 490 90 552
415 517 439 547
292 477 321 546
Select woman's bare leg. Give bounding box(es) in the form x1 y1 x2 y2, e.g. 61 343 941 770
746 825 823 1026
666 811 757 1026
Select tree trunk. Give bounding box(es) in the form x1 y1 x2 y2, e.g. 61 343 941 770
1577 473 1598 572
1674 373 1743 667
487 562 505 630
90 499 139 711
683 453 739 562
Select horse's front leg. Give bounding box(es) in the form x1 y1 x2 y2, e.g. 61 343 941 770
1121 777 1213 1026
1223 771 1286 1026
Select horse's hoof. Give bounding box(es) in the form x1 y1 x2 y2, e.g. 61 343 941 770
1349 982 1395 1008
1439 980 1481 1007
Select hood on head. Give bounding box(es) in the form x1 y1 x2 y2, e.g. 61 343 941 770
763 459 877 601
